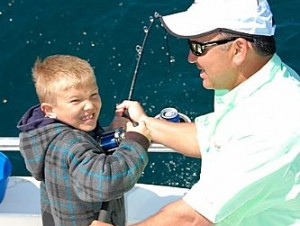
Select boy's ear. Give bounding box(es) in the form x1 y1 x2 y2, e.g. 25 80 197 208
41 103 57 118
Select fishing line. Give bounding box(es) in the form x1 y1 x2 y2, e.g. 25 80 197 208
126 12 172 100
122 12 174 125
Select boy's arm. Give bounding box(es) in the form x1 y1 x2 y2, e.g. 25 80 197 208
68 129 150 202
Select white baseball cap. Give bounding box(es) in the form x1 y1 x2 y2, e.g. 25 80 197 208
160 0 276 38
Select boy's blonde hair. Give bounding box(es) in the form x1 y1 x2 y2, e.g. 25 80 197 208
32 55 97 105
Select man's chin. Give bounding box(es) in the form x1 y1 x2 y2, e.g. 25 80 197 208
202 80 213 90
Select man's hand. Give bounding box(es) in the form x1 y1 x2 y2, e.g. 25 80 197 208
116 100 147 123
89 221 113 226
126 120 151 143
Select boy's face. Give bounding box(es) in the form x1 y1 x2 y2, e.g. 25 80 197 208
43 84 101 132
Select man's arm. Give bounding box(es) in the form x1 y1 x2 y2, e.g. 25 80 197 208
116 100 201 158
89 199 213 226
130 199 213 226
144 116 200 158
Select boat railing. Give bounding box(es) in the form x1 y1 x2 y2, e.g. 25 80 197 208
0 137 176 153
0 137 20 151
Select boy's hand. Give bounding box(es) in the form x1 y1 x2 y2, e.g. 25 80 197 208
116 100 151 142
109 115 128 129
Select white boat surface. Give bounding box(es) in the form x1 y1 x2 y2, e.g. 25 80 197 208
0 137 188 225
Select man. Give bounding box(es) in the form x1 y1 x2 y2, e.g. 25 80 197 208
91 0 300 225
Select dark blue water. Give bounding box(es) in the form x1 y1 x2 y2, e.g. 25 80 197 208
1 0 299 188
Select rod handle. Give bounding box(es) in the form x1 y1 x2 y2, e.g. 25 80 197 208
122 109 139 127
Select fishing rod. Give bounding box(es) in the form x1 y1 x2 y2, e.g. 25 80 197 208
123 12 164 125
127 12 162 100
123 18 190 125
100 13 188 150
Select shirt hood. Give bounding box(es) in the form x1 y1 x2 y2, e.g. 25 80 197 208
17 104 56 132
17 105 64 180
17 105 104 181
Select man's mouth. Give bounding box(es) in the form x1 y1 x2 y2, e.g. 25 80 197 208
200 70 206 79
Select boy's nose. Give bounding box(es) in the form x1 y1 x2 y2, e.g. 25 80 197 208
84 100 94 110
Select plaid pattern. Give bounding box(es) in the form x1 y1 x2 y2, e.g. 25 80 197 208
18 107 148 226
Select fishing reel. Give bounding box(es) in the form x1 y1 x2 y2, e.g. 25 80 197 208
98 127 126 151
98 108 191 151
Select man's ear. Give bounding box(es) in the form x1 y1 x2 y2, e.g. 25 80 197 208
232 38 248 65
41 103 56 118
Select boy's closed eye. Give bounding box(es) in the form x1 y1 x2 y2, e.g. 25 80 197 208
70 98 81 104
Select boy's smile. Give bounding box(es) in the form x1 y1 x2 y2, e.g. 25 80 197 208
42 84 101 132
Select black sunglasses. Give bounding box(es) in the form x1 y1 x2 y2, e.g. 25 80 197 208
188 37 254 56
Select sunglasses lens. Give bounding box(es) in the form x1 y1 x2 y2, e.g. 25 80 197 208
188 41 202 56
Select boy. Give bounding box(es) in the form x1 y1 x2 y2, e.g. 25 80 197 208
17 55 151 226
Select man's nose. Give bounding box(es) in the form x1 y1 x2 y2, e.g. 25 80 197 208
188 51 197 63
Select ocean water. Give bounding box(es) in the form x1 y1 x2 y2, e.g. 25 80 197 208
1 0 299 188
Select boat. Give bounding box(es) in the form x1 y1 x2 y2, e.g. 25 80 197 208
0 137 189 225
